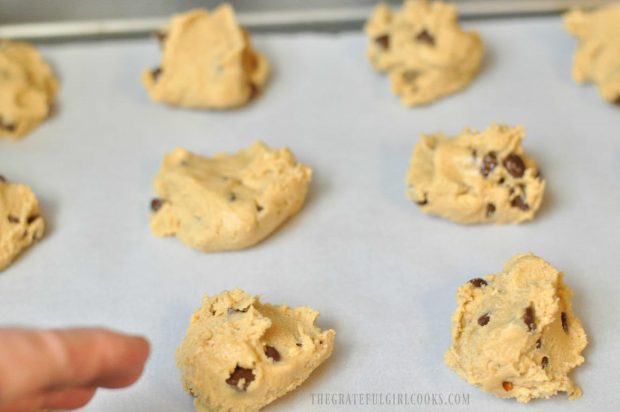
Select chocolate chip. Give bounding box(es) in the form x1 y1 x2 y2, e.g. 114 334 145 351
486 203 496 218
0 116 16 132
227 307 248 315
152 67 162 81
155 31 167 44
561 312 569 333
478 313 490 326
264 345 281 361
150 198 164 212
498 177 505 185
471 150 477 158
502 381 513 391
416 194 428 206
402 70 419 83
229 192 237 202
536 339 542 349
256 204 264 212
416 29 435 46
248 83 259 100
296 342 303 347
511 196 530 211
541 356 549 369
27 215 39 224
375 34 390 50
523 305 536 332
7 215 19 223
225 366 255 391
503 153 526 178
469 278 487 287
480 152 498 177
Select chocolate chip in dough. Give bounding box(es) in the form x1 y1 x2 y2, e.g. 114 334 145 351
416 194 428 206
229 192 237 202
150 198 164 212
375 34 390 50
155 31 167 44
561 312 569 333
256 204 264 212
7 215 19 224
502 381 513 391
152 67 163 81
535 339 542 349
478 313 490 326
416 29 435 46
27 215 39 224
511 196 530 211
523 305 536 332
225 366 255 391
480 152 498 177
503 153 526 178
264 346 281 361
248 83 259 100
541 356 549 369
485 203 496 218
0 116 16 132
469 278 487 287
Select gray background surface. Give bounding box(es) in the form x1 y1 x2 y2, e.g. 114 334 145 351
0 1 609 24
1 11 619 412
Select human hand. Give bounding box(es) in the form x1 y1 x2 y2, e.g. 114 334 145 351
0 328 150 412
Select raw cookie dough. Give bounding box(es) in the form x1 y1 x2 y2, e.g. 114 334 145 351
564 2 620 105
0 40 59 139
142 4 270 109
176 289 335 412
150 142 311 252
0 176 45 270
364 0 484 106
445 254 587 402
405 124 545 224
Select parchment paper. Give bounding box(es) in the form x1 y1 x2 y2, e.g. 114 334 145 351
1 16 618 411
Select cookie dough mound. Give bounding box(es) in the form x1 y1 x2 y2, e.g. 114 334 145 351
364 0 484 106
445 254 587 402
406 124 545 224
142 4 270 109
150 142 311 252
176 289 335 412
0 40 59 139
0 176 45 270
564 2 620 105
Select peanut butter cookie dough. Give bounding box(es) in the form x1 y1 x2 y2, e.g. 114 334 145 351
406 124 545 224
176 289 335 412
364 0 484 106
142 4 270 109
150 142 311 252
445 254 587 402
564 2 620 105
0 176 45 271
0 40 58 139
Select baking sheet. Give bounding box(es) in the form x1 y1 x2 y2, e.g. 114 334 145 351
1 15 619 411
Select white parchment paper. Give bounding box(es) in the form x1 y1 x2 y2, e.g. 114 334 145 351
1 16 619 412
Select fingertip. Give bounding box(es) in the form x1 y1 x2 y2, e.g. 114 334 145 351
42 387 97 410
